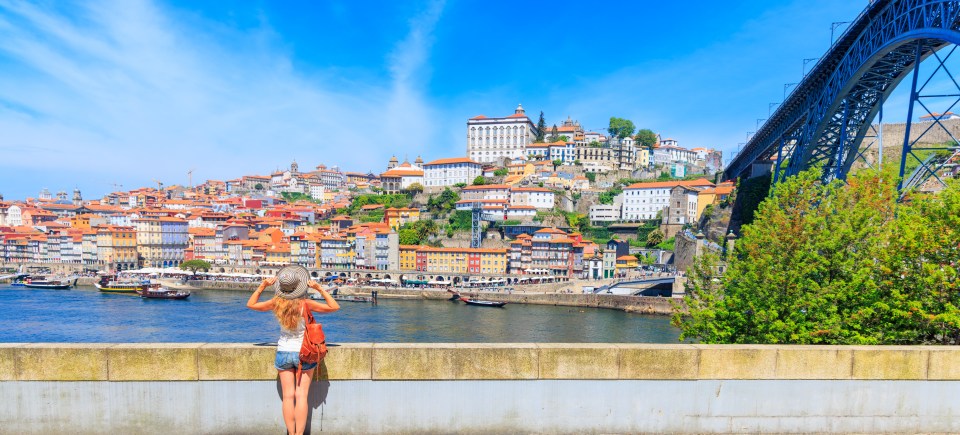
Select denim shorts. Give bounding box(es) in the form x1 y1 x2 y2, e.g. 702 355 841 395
274 351 317 371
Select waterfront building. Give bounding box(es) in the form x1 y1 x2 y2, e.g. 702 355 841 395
352 226 399 271
616 255 638 271
467 104 539 164
187 227 218 261
422 157 482 189
318 235 353 269
508 229 584 277
134 217 188 268
81 230 98 266
404 246 508 275
96 225 138 271
621 179 715 221
603 239 629 278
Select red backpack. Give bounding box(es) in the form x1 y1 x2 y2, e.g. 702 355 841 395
297 300 327 383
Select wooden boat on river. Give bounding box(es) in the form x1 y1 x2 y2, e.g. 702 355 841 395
460 296 506 308
137 286 190 300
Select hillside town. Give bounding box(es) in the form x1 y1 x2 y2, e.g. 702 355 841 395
0 105 730 281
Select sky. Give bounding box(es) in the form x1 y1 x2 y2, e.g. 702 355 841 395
0 0 873 200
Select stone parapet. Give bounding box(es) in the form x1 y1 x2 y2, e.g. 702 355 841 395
1 343 954 381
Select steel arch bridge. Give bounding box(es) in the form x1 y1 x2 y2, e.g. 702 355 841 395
724 0 960 191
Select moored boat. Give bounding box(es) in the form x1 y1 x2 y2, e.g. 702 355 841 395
460 296 506 308
137 286 190 300
95 274 149 293
23 276 77 289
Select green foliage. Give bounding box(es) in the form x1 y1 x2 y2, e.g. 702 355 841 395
472 176 486 186
636 221 659 241
700 204 714 222
599 185 623 205
358 210 384 223
657 172 673 181
453 182 467 188
588 140 603 148
552 159 562 169
645 229 664 247
179 259 211 274
675 167 960 345
493 168 508 177
607 117 636 141
280 192 318 203
398 229 419 245
254 183 264 191
558 135 570 142
347 194 411 214
402 182 424 194
585 172 596 183
537 182 544 187
448 210 473 232
635 128 657 149
426 188 460 214
655 236 675 251
548 124 559 142
535 111 547 142
502 219 521 226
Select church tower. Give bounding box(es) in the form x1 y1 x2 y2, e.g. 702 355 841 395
73 189 82 207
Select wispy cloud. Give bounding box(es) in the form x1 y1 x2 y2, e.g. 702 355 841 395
0 0 444 197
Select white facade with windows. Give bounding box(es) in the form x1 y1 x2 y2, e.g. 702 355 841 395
509 187 555 209
622 180 714 221
423 158 482 188
467 104 539 163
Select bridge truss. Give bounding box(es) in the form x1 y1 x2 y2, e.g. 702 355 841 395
725 0 960 193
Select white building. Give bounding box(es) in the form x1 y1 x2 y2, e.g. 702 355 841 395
509 187 555 209
422 157 482 188
380 161 424 194
588 194 623 224
622 179 714 221
467 104 539 164
308 184 325 201
653 145 698 166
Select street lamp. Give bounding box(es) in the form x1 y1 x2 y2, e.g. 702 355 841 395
803 58 819 76
831 21 851 45
784 83 798 99
769 102 779 116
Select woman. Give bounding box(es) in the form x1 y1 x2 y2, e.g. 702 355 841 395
246 265 340 435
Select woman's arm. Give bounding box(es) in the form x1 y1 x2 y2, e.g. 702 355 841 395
246 278 277 312
305 281 340 313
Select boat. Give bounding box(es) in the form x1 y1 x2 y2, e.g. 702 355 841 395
137 286 190 300
460 296 506 308
446 289 461 301
23 277 77 289
310 293 373 303
95 274 149 293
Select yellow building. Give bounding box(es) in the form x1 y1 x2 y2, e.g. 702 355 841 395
636 147 650 168
616 255 638 270
399 245 419 271
96 225 138 270
384 207 421 231
402 246 507 274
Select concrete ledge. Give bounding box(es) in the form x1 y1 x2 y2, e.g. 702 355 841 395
3 343 960 381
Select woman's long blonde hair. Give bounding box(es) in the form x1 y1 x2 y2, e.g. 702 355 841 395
272 297 302 330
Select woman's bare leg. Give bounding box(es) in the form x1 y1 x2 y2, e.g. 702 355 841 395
278 369 296 435
294 368 314 435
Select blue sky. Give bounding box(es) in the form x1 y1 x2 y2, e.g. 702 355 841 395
0 0 869 200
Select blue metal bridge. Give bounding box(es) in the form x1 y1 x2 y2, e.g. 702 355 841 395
724 0 960 191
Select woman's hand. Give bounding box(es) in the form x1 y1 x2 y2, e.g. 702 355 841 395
307 280 322 290
262 277 277 287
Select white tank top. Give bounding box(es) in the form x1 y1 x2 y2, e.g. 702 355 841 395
277 309 306 352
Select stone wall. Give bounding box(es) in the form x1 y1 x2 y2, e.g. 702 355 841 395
3 343 960 434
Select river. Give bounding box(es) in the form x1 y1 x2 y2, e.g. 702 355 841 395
0 285 681 343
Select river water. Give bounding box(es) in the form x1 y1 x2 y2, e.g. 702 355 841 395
0 285 681 343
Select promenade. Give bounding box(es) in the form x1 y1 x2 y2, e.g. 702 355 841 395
3 343 958 433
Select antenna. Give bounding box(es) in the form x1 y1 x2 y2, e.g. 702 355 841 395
187 168 196 188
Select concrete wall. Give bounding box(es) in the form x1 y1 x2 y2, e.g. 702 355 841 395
3 344 960 434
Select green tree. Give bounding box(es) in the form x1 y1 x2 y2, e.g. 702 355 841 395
403 182 424 195
254 183 264 191
472 176 486 186
672 167 960 344
645 229 664 247
548 124 559 142
535 111 547 142
558 135 570 142
179 259 211 276
588 140 603 148
607 117 636 143
552 159 562 170
634 128 657 149
585 172 596 183
398 229 419 245
493 168 508 176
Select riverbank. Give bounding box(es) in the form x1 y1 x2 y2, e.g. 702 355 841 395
168 279 677 315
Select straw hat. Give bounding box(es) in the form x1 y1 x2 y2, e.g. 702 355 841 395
273 265 310 300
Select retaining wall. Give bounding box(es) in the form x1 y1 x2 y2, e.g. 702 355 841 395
2 343 960 434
